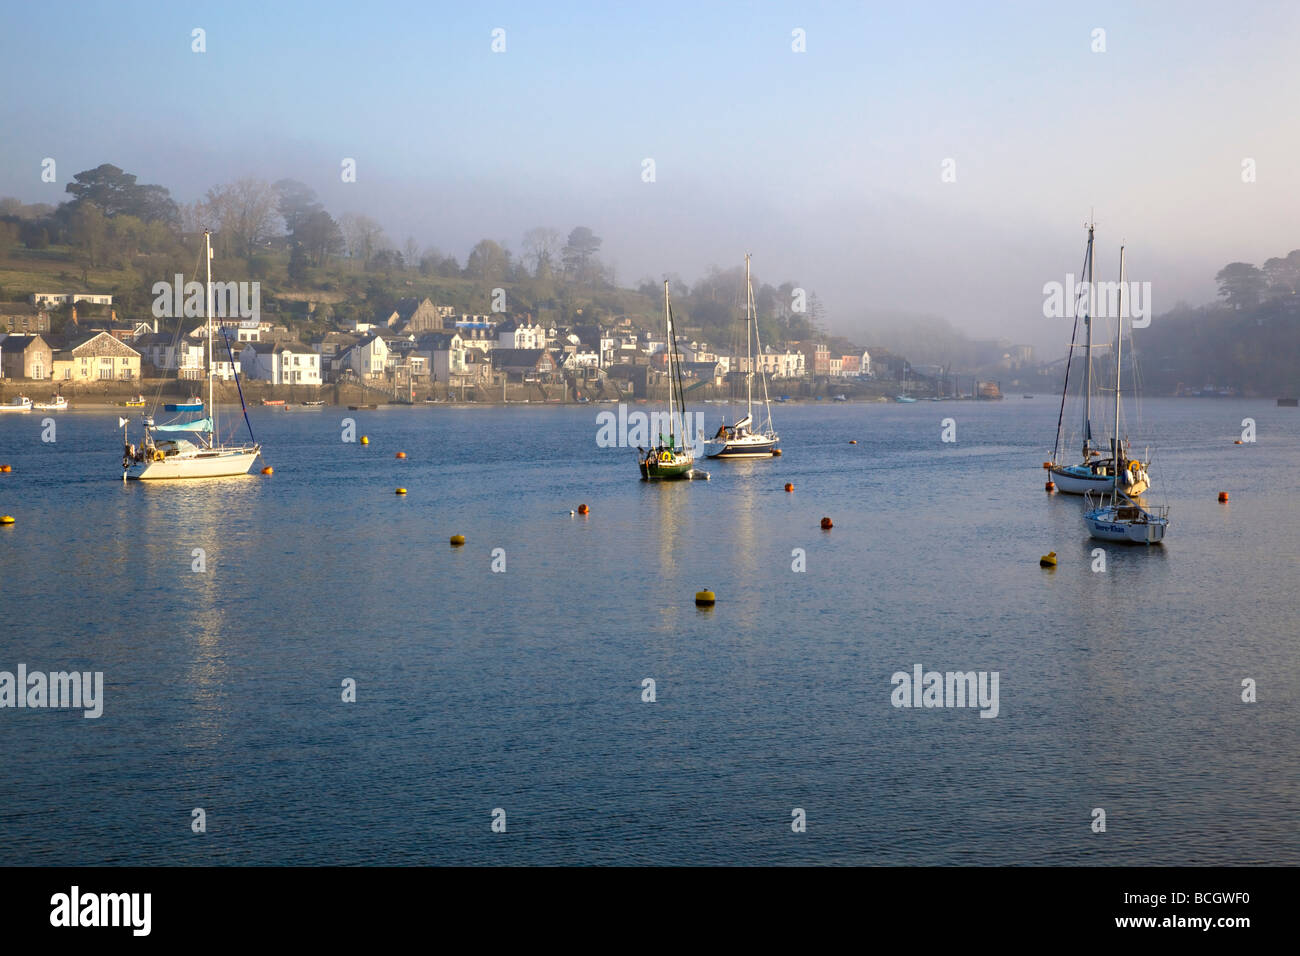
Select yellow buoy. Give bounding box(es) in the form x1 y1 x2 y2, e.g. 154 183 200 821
0 515 14 525
261 466 273 475
695 589 716 606
450 534 465 546
360 436 369 445
395 487 407 495
1040 551 1057 567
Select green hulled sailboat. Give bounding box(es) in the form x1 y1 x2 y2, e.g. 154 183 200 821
639 280 699 480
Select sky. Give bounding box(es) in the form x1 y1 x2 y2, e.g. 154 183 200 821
2 0 1298 353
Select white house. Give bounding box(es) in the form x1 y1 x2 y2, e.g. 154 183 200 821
497 318 545 349
240 342 322 385
340 334 388 379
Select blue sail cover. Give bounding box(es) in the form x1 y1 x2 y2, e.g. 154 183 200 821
152 417 212 433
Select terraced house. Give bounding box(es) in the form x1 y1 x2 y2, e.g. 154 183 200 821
0 334 53 379
51 331 142 381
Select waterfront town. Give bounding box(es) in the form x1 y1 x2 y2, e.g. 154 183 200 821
0 290 1021 403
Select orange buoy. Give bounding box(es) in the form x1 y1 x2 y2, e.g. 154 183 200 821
396 451 407 458
1233 440 1243 445
1218 491 1229 502
1045 481 1055 493
577 503 589 515
849 440 857 444
820 516 833 530
0 464 11 472
772 448 783 456
261 466 273 475
1042 462 1052 469
784 483 794 492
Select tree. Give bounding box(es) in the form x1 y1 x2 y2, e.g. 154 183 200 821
1215 262 1266 310
465 239 508 281
297 209 344 266
288 242 310 283
522 226 562 277
561 226 601 279
403 237 421 271
273 179 320 236
1261 251 1300 298
339 213 386 264
64 163 179 225
203 178 279 258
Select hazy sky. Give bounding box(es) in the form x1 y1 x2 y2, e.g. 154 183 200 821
3 0 1298 352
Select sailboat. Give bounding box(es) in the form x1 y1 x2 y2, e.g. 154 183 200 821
638 280 699 480
1084 246 1169 543
894 364 917 402
120 231 261 480
1048 222 1150 495
704 254 779 459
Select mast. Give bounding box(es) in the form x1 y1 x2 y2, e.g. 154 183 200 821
1112 246 1125 496
664 280 674 444
1082 222 1094 458
205 230 216 445
745 254 753 422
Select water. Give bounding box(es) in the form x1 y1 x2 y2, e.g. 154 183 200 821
0 398 1296 865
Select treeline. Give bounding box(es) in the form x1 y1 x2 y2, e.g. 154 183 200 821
0 163 823 343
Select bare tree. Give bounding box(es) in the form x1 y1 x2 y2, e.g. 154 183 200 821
522 226 563 277
339 213 386 264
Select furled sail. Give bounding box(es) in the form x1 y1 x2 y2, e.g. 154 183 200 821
152 417 212 433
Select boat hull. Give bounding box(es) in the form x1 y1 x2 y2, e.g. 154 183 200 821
125 448 260 480
639 454 695 480
1084 511 1168 544
1049 465 1149 497
704 436 778 459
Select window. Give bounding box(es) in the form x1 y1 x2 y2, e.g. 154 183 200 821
99 368 112 380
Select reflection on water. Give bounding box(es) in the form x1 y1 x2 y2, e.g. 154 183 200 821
0 400 1296 865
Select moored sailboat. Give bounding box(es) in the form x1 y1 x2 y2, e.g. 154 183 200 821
1083 246 1169 543
639 280 700 480
704 254 779 459
1047 221 1150 496
121 231 261 480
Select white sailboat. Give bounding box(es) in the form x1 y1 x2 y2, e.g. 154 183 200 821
1048 221 1150 495
121 231 261 480
705 254 779 459
1084 246 1169 544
